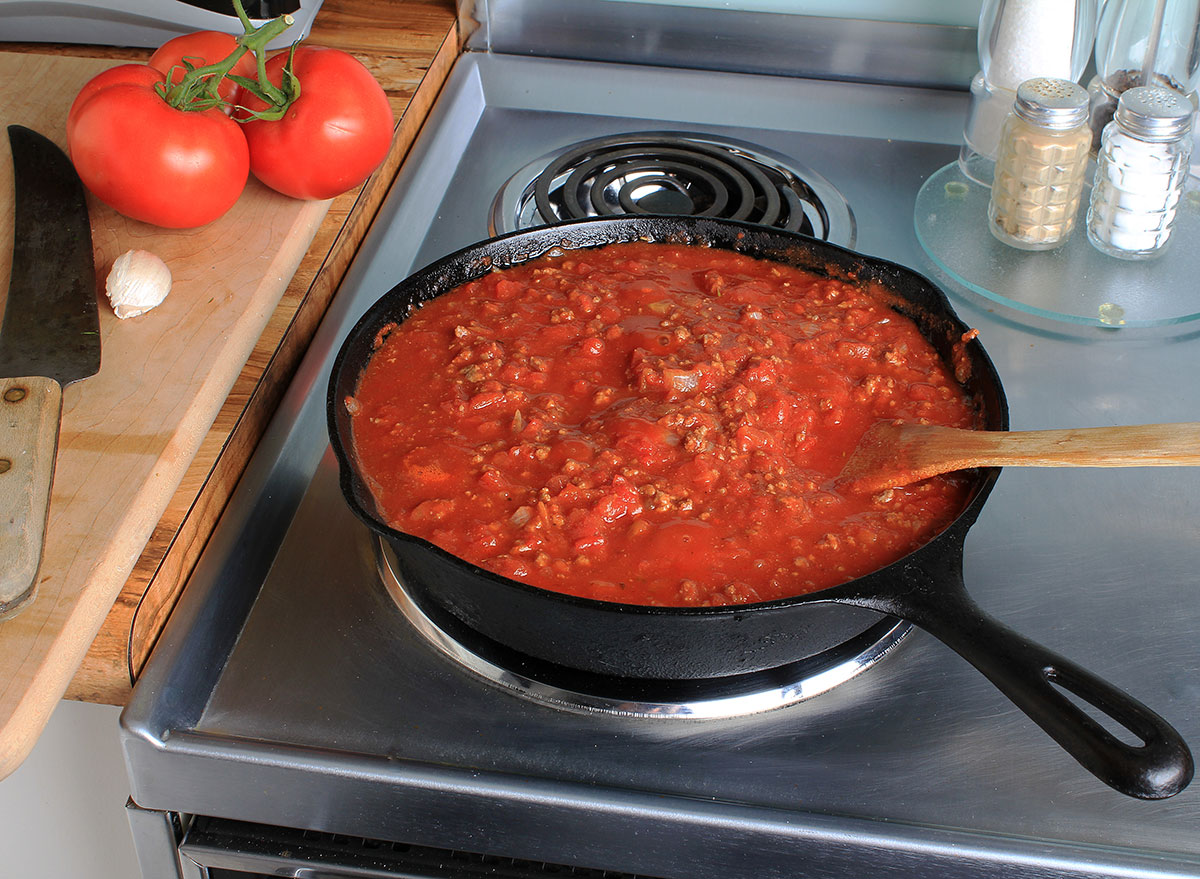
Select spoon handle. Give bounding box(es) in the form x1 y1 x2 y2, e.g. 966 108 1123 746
927 421 1200 469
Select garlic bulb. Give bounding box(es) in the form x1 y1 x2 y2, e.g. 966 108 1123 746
106 249 172 319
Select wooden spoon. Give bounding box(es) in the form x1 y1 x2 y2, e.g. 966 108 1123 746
838 421 1200 494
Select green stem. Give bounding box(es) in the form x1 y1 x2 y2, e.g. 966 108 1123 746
230 41 301 122
158 0 294 112
230 0 256 32
251 37 287 106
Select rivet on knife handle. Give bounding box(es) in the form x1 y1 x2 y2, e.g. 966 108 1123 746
0 376 62 620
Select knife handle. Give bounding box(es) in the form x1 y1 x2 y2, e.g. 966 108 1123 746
0 376 62 621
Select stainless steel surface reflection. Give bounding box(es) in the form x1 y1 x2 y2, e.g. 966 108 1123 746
122 47 1200 879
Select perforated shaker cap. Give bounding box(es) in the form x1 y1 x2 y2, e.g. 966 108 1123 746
1013 78 1089 130
1115 86 1194 141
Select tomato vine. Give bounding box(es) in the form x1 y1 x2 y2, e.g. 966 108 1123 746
155 0 296 117
67 0 393 226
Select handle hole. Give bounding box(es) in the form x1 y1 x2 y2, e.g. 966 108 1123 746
1048 671 1146 747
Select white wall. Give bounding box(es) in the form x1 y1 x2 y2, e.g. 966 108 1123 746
0 701 142 879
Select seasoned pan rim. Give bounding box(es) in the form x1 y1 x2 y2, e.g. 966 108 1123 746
327 214 1007 618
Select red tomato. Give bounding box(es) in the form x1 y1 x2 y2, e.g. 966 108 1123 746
68 69 249 229
66 63 165 142
149 30 256 106
238 47 394 200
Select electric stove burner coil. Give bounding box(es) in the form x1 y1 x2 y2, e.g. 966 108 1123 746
491 132 855 246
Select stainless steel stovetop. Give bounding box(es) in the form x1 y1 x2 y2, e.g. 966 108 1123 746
121 12 1200 879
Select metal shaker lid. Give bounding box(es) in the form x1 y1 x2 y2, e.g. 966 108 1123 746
1013 77 1089 129
1114 86 1194 141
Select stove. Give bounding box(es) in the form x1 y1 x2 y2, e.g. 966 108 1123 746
488 131 855 241
120 5 1200 878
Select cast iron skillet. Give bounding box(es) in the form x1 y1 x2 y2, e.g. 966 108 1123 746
327 216 1193 800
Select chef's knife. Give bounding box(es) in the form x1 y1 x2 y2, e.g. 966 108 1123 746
0 125 99 621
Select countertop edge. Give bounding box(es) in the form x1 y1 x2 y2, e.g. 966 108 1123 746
0 1 459 714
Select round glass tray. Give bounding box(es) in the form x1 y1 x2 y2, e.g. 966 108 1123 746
914 162 1200 328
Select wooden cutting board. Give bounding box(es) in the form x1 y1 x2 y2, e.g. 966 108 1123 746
0 51 331 778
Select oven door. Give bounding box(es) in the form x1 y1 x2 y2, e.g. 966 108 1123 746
130 806 670 879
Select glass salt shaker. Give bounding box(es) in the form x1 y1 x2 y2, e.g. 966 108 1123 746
959 0 1096 187
988 78 1093 250
1087 86 1194 259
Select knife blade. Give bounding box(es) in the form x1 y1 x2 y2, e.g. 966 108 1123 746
0 124 99 621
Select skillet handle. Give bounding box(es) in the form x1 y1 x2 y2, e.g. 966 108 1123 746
857 565 1194 800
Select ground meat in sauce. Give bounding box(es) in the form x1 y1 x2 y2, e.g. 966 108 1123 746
348 241 978 607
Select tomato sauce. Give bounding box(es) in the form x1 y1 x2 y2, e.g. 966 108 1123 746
348 242 978 607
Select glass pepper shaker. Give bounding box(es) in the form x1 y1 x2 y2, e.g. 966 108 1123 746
987 77 1093 250
1087 0 1200 153
1087 85 1194 260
